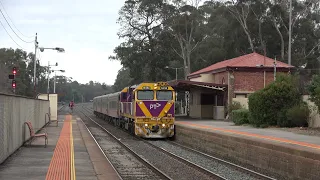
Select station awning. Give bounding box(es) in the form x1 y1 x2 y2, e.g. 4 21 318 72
168 80 227 91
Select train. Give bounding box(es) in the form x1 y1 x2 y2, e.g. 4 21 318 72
93 81 176 139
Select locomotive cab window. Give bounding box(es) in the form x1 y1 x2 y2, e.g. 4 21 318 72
137 90 154 100
156 91 173 100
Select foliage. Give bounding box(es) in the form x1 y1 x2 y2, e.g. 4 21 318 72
228 101 243 113
232 109 249 125
112 68 133 92
54 79 113 103
0 48 46 96
285 102 310 127
111 0 320 85
248 74 303 127
0 47 113 102
307 74 320 112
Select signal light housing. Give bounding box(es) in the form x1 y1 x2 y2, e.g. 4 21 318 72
12 80 16 88
12 67 17 75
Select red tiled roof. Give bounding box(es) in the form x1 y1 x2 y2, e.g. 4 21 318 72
189 52 294 77
168 80 227 87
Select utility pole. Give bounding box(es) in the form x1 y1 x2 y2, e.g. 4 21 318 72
33 33 38 98
274 56 277 81
54 71 56 93
288 0 292 65
47 61 50 100
175 68 178 81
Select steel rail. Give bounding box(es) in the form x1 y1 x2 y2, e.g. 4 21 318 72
77 106 172 180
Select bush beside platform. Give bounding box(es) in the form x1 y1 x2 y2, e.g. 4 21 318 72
231 109 249 125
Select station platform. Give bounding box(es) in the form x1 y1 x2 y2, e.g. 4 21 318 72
0 114 120 180
175 119 320 179
175 119 320 152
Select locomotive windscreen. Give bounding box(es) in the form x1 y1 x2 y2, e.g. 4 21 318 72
156 91 173 100
137 90 154 100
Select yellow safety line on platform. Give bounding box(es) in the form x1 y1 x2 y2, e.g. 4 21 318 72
46 115 75 180
70 115 76 180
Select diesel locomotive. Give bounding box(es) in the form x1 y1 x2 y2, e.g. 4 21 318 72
93 82 175 139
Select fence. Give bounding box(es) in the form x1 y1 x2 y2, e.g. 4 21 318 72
0 93 49 164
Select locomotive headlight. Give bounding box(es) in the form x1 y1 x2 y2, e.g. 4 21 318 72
145 124 148 127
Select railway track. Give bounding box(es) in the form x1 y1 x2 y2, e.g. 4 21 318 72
79 104 277 180
77 105 226 180
164 141 276 180
75 107 169 180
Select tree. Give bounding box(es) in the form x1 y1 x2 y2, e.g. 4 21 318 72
110 0 320 86
226 0 255 52
112 68 133 91
115 0 169 81
307 74 320 112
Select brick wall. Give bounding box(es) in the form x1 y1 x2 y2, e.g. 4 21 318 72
233 71 275 92
213 72 228 85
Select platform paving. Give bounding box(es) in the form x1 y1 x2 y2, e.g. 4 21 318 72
0 115 97 180
176 119 320 151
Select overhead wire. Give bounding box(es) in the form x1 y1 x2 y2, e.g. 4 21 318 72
0 17 26 50
0 0 34 39
0 7 34 43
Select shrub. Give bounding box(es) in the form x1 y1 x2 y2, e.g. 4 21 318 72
307 74 320 112
248 74 302 127
232 109 249 125
286 102 310 127
228 101 243 113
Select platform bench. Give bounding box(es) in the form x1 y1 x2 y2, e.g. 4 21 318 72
24 121 48 147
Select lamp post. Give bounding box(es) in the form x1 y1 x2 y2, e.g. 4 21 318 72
39 47 65 53
47 62 58 100
33 33 38 98
51 69 65 93
33 43 65 98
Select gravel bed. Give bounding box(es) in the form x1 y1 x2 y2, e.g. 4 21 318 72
148 141 260 180
76 109 162 180
78 106 216 180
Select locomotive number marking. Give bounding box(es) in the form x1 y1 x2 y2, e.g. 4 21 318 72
150 103 161 110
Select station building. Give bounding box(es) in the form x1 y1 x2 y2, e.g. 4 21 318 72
169 52 294 120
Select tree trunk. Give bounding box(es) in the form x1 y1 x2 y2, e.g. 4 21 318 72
273 19 285 61
244 25 254 52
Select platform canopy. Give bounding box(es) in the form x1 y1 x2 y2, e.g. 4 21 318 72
168 80 227 91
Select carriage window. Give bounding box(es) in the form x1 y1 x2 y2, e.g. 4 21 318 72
156 91 173 100
137 90 154 100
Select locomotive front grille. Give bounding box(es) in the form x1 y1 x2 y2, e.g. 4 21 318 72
151 125 160 132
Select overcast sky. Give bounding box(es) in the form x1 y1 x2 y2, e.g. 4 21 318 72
0 0 125 85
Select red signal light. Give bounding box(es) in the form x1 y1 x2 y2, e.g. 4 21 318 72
12 67 17 75
12 80 16 88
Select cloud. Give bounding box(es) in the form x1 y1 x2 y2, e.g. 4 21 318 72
0 0 126 85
